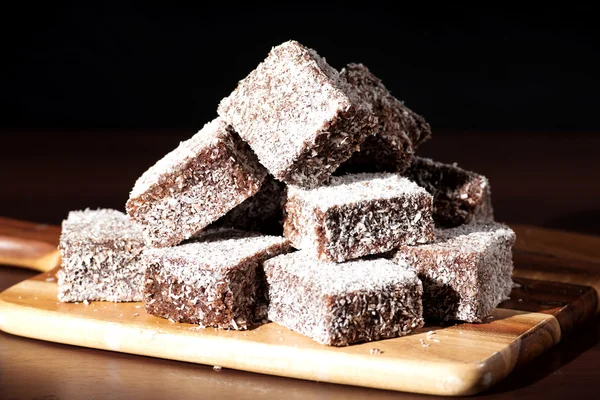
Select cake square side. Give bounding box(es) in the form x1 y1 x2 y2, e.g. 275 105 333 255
393 222 515 322
283 173 435 262
404 157 494 227
337 63 432 173
265 251 424 346
218 40 378 188
143 229 291 330
126 117 267 247
57 208 146 302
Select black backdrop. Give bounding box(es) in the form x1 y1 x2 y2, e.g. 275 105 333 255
2 4 599 232
2 4 599 133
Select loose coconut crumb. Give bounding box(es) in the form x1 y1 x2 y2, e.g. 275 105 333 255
370 348 383 355
213 366 222 372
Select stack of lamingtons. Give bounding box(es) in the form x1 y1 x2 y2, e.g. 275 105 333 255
57 40 516 346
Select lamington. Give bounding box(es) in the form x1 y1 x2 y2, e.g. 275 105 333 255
338 63 432 173
265 251 424 346
393 222 515 323
126 117 267 247
283 173 434 262
57 209 146 302
403 157 494 227
218 40 378 188
143 229 291 330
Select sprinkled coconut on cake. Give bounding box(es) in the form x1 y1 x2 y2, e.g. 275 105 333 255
57 208 146 302
283 172 434 262
143 229 291 329
126 117 267 248
265 251 424 346
218 40 378 188
393 222 515 323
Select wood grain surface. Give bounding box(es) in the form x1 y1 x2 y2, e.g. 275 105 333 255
0 270 562 396
0 223 598 396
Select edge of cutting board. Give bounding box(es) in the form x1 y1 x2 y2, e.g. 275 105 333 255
0 269 582 396
0 223 599 396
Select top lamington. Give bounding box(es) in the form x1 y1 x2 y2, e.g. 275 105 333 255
218 40 377 188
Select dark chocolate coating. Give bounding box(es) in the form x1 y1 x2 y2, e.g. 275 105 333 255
337 63 432 174
404 157 494 227
211 175 286 235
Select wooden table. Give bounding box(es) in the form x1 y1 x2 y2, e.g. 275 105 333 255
1 131 599 398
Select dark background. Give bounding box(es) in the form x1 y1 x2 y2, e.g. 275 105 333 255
1 4 599 233
3 4 599 132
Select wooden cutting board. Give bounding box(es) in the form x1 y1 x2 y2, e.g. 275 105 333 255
0 218 598 396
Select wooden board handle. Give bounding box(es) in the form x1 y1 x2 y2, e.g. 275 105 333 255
0 217 61 272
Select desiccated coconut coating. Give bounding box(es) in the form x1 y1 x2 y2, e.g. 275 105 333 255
404 157 494 227
217 40 378 188
265 251 424 346
283 173 435 262
337 63 432 174
393 222 515 323
57 208 146 302
211 175 286 235
126 117 267 248
143 229 291 330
